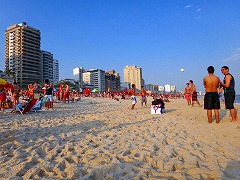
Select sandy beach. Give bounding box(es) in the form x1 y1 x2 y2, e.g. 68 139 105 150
1 97 240 179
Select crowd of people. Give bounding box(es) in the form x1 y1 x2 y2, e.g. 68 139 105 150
1 65 238 124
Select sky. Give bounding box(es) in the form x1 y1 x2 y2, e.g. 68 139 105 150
0 0 240 93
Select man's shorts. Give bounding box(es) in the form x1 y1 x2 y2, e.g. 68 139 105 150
45 95 53 102
141 96 147 103
204 92 220 110
224 90 235 109
131 96 137 104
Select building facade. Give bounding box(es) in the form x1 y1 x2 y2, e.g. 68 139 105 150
83 72 91 84
105 70 121 92
145 84 159 93
73 67 85 88
5 22 41 88
124 65 142 90
87 69 106 92
41 50 53 83
164 84 171 93
53 59 59 84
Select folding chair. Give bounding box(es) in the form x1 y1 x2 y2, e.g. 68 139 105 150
31 96 47 112
16 99 37 115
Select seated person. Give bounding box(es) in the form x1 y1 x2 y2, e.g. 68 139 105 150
152 96 165 113
0 88 7 112
15 99 29 112
121 94 125 100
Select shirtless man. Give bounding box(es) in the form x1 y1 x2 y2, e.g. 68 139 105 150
140 86 147 106
130 84 137 110
203 66 221 123
189 80 201 107
184 83 191 105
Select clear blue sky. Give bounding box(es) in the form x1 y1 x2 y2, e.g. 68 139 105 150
0 0 240 92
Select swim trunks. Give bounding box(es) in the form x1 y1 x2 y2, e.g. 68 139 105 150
204 92 220 110
192 92 198 101
185 93 191 100
131 96 137 104
141 96 147 103
224 90 235 109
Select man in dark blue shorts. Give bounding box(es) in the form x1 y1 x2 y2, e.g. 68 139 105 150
220 66 237 122
203 66 221 123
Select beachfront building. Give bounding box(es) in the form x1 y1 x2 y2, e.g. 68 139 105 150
170 85 176 93
164 84 171 93
73 67 85 88
83 72 91 84
53 59 59 84
41 50 53 83
5 22 41 88
145 84 159 94
86 69 106 92
120 82 130 91
105 70 121 92
158 86 164 93
124 65 143 91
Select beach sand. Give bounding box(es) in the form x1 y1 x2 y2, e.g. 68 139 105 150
1 97 240 179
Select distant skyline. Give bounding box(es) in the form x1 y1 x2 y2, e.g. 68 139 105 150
0 0 240 93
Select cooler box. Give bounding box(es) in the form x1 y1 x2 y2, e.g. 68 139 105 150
151 104 162 114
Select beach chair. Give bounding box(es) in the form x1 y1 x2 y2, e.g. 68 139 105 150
31 96 47 112
16 98 37 115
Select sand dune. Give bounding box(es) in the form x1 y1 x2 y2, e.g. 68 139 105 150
1 97 240 179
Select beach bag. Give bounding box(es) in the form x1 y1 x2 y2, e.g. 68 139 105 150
151 104 162 114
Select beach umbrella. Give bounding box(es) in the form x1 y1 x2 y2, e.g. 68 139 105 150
0 78 12 88
0 78 7 85
91 89 99 93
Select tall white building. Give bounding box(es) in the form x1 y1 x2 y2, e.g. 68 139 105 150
124 65 142 90
87 69 106 92
73 67 85 88
53 59 59 84
164 84 171 93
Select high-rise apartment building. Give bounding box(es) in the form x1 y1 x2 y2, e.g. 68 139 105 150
124 65 142 90
83 72 91 84
73 67 85 88
105 70 121 92
5 22 41 88
41 50 53 83
53 59 59 84
87 69 106 92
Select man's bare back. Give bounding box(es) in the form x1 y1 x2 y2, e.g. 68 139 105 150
203 74 220 92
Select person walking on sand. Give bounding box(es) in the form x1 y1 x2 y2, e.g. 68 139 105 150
130 84 137 110
189 80 201 107
220 66 237 122
203 66 221 123
184 83 192 105
140 86 147 106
